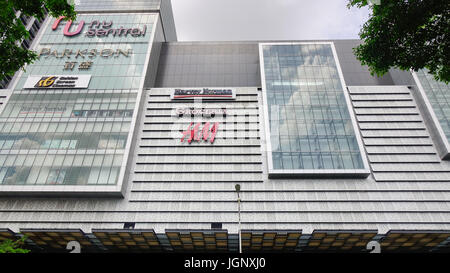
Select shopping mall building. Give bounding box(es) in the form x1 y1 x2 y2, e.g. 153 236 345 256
0 0 449 253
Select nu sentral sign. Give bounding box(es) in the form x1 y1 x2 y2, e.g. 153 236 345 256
52 17 147 38
23 75 91 89
171 88 236 100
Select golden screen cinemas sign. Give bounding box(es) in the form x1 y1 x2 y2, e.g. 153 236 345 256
23 75 91 89
171 88 236 100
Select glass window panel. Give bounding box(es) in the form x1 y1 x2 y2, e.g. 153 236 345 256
262 43 365 171
416 69 450 144
87 168 100 184
97 168 110 184
36 167 49 184
108 168 119 185
82 155 94 167
301 154 313 169
25 167 40 185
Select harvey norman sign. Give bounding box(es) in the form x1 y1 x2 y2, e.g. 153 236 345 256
171 88 236 100
23 75 91 89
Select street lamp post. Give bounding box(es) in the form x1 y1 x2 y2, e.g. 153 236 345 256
235 184 242 254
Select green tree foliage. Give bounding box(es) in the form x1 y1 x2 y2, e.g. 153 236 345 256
0 236 30 253
348 0 449 83
0 0 76 83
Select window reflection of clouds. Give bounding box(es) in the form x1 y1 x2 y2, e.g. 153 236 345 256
263 43 365 170
416 69 450 142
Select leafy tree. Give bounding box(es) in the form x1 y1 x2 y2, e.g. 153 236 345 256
0 0 76 83
0 236 30 253
348 0 449 83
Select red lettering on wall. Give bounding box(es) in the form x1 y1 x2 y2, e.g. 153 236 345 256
52 16 85 36
181 122 219 144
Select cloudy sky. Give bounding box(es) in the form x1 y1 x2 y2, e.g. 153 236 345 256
171 0 371 41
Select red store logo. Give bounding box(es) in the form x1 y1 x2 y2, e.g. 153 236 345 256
181 122 219 144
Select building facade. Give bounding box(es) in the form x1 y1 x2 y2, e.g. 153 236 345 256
0 0 449 253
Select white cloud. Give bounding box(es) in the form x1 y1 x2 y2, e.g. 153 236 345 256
171 0 370 41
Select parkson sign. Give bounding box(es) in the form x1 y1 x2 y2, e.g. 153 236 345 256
52 16 147 37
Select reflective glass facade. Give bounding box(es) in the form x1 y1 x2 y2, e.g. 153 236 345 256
416 69 450 143
0 13 156 185
74 0 161 12
261 43 365 172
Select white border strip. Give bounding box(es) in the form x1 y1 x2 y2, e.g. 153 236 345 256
411 71 450 158
115 13 159 197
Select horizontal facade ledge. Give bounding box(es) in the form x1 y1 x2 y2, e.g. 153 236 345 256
128 189 450 193
268 169 371 179
371 170 450 173
129 182 450 190
347 92 412 95
142 129 260 132
357 116 423 122
368 154 440 161
132 180 264 183
3 221 450 225
135 160 262 164
146 107 260 110
350 97 413 101
360 128 427 131
354 109 419 113
145 114 260 119
0 185 124 198
137 145 261 148
133 171 263 174
140 137 261 140
147 100 259 104
127 190 450 200
361 136 431 139
2 210 450 213
135 161 262 164
352 106 417 109
357 120 425 124
364 144 433 147
143 121 261 125
136 153 262 156
128 200 450 203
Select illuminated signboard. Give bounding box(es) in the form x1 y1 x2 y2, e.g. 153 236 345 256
23 75 91 89
52 16 147 38
171 88 236 100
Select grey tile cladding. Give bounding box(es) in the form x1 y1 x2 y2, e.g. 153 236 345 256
154 40 404 88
